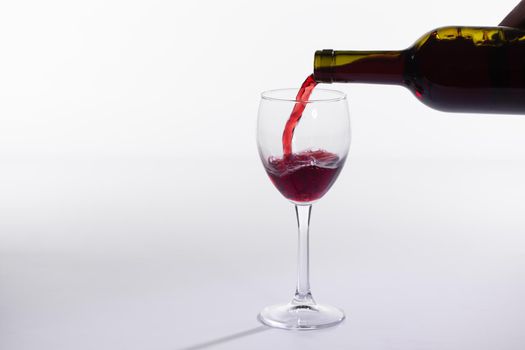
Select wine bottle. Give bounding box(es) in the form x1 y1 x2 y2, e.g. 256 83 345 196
314 26 525 114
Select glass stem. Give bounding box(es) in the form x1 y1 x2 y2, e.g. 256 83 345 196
293 204 315 305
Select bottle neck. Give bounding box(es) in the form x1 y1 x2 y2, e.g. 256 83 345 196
313 49 408 85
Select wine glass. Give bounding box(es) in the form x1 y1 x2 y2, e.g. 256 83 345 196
257 87 351 330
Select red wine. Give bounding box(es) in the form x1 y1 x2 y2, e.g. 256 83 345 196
282 74 318 156
264 150 344 203
275 76 338 203
314 26 525 114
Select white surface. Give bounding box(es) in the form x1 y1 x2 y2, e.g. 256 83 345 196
2 156 525 349
2 0 525 349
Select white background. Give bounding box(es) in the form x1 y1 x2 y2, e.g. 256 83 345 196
1 0 525 349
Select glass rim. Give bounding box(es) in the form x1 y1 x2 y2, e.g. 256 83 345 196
261 88 347 103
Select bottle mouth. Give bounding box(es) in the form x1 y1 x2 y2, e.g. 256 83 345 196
261 88 346 103
313 49 335 83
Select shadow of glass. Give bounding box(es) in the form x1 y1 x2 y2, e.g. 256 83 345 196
178 326 270 350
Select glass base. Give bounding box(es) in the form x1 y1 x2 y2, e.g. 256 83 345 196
258 302 345 330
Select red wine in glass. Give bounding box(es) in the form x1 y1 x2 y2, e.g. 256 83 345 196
265 150 345 203
265 74 345 203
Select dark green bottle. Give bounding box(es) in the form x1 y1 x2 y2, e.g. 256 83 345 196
314 26 525 114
